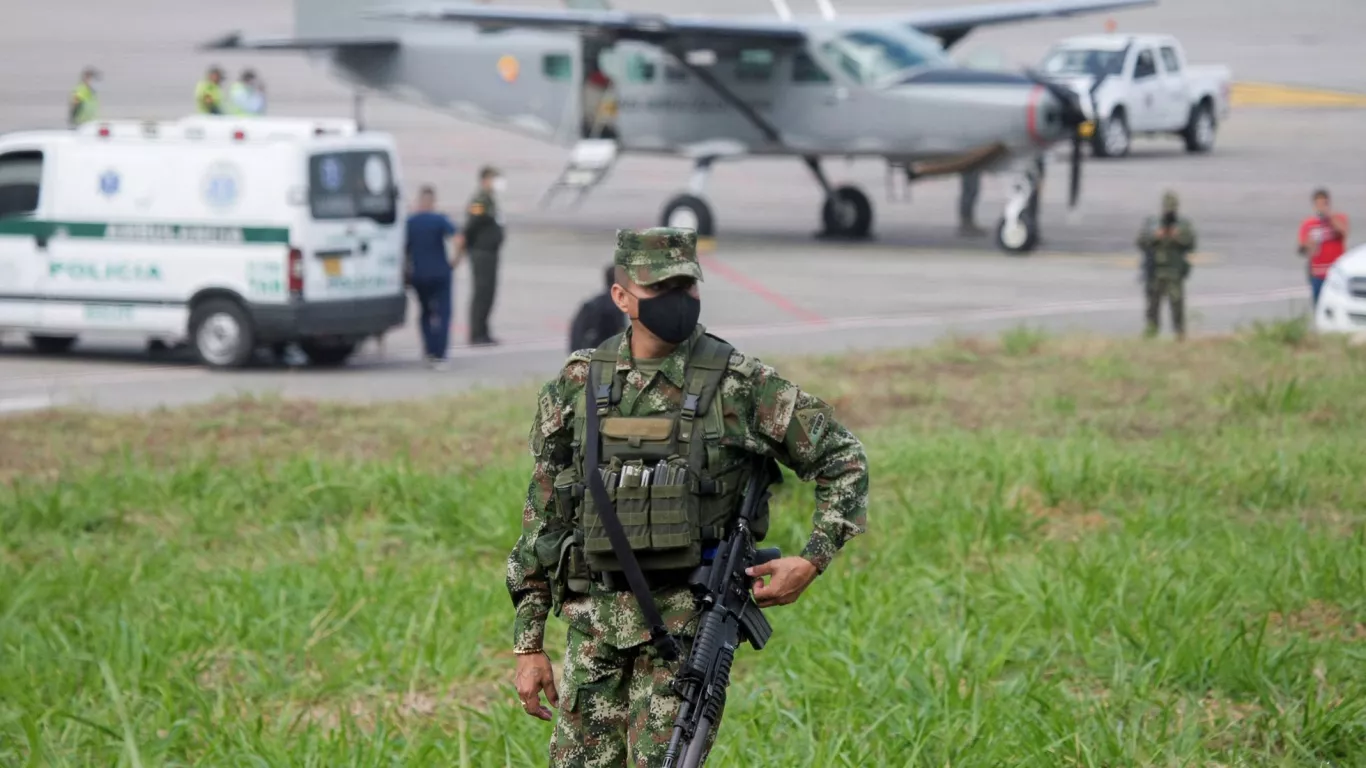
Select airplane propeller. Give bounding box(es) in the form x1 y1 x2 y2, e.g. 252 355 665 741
1022 67 1099 210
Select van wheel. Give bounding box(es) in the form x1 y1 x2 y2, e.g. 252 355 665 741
190 299 255 369
300 340 357 367
30 334 77 354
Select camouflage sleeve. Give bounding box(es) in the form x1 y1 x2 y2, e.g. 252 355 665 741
1176 220 1197 251
505 357 585 653
729 353 869 574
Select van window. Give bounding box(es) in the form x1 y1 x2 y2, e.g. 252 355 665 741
309 150 396 225
0 150 42 219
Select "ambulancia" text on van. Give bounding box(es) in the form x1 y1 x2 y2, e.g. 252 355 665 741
0 115 408 368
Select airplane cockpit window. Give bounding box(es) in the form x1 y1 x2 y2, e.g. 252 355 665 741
736 49 776 82
817 29 950 87
1039 48 1126 77
792 51 832 83
625 53 656 83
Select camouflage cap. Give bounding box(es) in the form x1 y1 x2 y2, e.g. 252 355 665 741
1162 190 1179 212
613 227 704 286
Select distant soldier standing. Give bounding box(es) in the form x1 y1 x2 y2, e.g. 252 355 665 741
506 227 870 766
1136 190 1197 340
462 166 506 346
69 67 99 127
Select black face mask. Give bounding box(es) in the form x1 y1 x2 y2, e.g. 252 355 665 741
633 287 700 344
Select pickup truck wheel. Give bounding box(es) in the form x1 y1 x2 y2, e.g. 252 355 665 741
1183 102 1216 153
1093 111 1130 158
189 298 256 369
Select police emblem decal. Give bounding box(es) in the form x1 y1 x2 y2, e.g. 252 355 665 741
98 170 120 197
202 163 241 210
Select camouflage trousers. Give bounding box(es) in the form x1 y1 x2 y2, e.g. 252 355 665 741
1144 275 1186 337
548 625 720 767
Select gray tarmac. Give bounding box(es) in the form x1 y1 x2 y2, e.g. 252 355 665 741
2 0 1365 413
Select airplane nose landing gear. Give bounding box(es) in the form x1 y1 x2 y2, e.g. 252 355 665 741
995 165 1042 255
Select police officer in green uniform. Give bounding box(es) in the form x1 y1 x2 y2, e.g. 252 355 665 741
195 66 226 115
462 166 506 346
69 67 99 127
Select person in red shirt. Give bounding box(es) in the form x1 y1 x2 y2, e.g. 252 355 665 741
1298 188 1350 304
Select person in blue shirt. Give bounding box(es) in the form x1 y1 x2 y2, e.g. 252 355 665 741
405 185 463 369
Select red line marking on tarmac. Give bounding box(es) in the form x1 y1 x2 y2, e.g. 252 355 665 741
698 254 827 325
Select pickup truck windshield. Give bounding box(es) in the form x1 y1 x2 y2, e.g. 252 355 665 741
1040 48 1126 77
309 150 397 225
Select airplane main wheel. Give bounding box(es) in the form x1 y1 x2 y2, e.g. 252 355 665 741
996 208 1040 255
821 185 873 238
660 194 714 237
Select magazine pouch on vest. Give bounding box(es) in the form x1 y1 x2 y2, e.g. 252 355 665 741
576 332 748 576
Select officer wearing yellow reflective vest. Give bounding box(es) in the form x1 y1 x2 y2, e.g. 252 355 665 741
506 226 870 767
194 66 226 115
69 67 99 127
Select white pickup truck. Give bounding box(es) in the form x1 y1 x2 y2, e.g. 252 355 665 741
1037 34 1232 158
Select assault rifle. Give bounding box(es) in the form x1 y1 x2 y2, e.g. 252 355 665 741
662 456 783 768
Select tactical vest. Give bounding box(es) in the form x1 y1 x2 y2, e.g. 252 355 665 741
555 331 769 577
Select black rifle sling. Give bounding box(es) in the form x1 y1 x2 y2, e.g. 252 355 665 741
584 359 682 662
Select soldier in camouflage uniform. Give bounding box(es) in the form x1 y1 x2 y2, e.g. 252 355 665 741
1136 190 1197 340
506 227 870 767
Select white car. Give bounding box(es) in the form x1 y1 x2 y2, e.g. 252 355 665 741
1315 245 1366 334
1038 33 1232 158
0 115 408 368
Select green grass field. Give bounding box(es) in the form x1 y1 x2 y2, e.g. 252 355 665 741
4 318 1366 767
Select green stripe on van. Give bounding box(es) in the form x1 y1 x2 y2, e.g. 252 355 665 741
0 219 290 244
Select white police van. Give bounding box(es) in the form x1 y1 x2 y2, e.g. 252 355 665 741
0 115 407 368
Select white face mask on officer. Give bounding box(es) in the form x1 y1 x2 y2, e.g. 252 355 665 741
492 176 507 194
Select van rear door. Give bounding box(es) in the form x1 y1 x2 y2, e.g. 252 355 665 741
302 148 404 303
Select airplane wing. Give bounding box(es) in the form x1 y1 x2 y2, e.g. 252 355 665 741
364 5 806 47
901 0 1157 48
201 32 400 52
369 0 1152 46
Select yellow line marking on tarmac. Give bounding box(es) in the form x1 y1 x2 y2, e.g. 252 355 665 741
1232 82 1366 109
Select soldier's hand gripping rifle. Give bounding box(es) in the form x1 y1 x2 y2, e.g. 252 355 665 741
661 456 783 768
